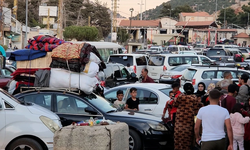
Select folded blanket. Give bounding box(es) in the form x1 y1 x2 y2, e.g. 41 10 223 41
11 68 51 79
9 49 47 61
52 43 83 59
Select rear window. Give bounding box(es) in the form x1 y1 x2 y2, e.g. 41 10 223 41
159 88 172 96
136 56 147 66
240 49 248 53
169 56 199 66
167 47 178 52
207 50 226 57
182 69 197 81
109 56 133 66
148 56 165 66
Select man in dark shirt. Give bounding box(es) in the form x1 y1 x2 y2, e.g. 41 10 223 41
125 87 139 111
221 84 237 114
141 68 155 83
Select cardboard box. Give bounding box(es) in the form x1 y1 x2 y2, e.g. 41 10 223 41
16 52 52 69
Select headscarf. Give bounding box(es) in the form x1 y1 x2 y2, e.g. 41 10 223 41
184 83 194 95
195 82 206 96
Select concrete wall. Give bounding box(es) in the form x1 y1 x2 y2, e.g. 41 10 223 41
236 38 250 46
179 15 214 22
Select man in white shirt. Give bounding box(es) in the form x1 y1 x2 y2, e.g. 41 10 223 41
195 89 233 150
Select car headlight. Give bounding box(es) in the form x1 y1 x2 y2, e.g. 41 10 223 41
40 116 61 133
148 122 168 131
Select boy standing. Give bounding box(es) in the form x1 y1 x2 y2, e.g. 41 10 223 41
125 88 139 111
195 89 233 150
114 90 125 109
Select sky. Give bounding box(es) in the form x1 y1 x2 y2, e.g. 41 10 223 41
100 0 168 18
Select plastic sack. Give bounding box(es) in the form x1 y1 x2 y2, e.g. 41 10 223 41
83 61 99 77
90 52 101 64
49 68 99 94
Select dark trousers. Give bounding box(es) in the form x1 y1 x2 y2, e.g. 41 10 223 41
245 140 250 150
201 138 226 150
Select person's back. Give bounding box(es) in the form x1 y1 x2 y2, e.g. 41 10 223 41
198 105 229 141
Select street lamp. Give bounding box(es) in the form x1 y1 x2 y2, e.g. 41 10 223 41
129 8 134 37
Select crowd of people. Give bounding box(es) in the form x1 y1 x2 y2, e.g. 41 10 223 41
111 68 250 150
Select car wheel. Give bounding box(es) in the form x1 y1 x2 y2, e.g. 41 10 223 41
7 138 43 150
129 129 142 150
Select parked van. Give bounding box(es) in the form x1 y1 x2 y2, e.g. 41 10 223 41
147 54 214 81
107 54 148 78
70 41 123 62
0 88 61 150
149 46 163 52
167 45 190 54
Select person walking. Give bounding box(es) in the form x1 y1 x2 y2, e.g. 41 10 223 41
230 103 250 150
141 68 154 83
173 83 202 150
195 89 233 150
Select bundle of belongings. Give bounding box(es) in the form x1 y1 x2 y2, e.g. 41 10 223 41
8 35 106 95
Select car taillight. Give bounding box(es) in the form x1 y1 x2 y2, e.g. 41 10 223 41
171 75 182 79
163 65 167 71
100 81 105 87
133 66 136 73
192 79 196 85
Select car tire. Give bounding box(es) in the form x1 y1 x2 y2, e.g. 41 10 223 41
7 138 43 150
129 129 142 150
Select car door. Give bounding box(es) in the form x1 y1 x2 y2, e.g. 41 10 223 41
127 88 158 114
55 94 103 126
0 98 5 148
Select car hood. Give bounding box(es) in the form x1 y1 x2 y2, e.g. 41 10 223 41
27 104 60 120
107 110 162 122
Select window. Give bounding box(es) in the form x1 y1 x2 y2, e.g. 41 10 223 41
127 89 158 104
119 65 129 78
56 95 95 115
148 56 165 66
136 56 147 66
159 88 173 96
202 71 215 79
22 94 52 110
5 101 13 108
1 69 12 76
105 88 127 103
200 57 211 64
113 65 121 78
182 69 196 81
206 50 226 57
109 56 133 66
103 66 113 79
217 71 237 79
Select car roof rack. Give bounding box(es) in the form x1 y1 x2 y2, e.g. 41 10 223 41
19 87 82 95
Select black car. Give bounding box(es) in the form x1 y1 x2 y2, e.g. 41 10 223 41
15 88 174 150
102 63 138 88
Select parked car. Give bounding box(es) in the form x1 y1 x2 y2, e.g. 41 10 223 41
239 48 250 59
180 65 250 89
15 88 174 150
166 45 189 54
206 48 234 61
149 46 163 52
101 63 138 88
107 54 148 78
159 64 191 84
0 88 61 150
0 65 16 90
194 44 207 55
147 54 214 82
104 83 173 117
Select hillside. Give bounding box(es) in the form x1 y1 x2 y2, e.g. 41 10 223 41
145 0 247 20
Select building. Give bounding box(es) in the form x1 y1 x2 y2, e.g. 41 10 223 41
233 32 250 46
179 12 215 22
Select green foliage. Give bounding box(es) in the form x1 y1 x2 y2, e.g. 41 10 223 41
171 5 194 18
160 2 172 17
63 26 98 41
117 28 129 43
218 8 237 25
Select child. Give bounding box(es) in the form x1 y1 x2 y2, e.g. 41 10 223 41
162 91 174 122
230 103 250 150
114 90 125 109
242 98 250 149
125 87 139 111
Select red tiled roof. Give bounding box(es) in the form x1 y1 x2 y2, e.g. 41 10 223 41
234 32 249 38
181 12 212 17
195 29 237 32
175 21 215 26
119 20 160 27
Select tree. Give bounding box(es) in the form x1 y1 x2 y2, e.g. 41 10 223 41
171 5 194 19
159 2 172 18
117 28 129 44
63 26 98 41
218 8 237 27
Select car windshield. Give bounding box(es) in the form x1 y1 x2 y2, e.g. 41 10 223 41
159 88 173 96
109 56 133 66
196 45 205 48
83 93 117 113
148 56 165 66
170 65 190 71
207 50 226 57
181 69 197 81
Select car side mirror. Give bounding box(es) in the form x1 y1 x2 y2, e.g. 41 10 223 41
85 107 98 115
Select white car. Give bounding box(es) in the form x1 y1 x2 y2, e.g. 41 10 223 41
0 89 61 150
181 65 250 89
104 83 173 117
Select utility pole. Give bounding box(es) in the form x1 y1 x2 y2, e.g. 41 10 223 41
138 0 144 20
129 8 134 37
47 8 50 29
112 0 118 33
58 0 63 39
13 0 17 19
0 0 3 45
